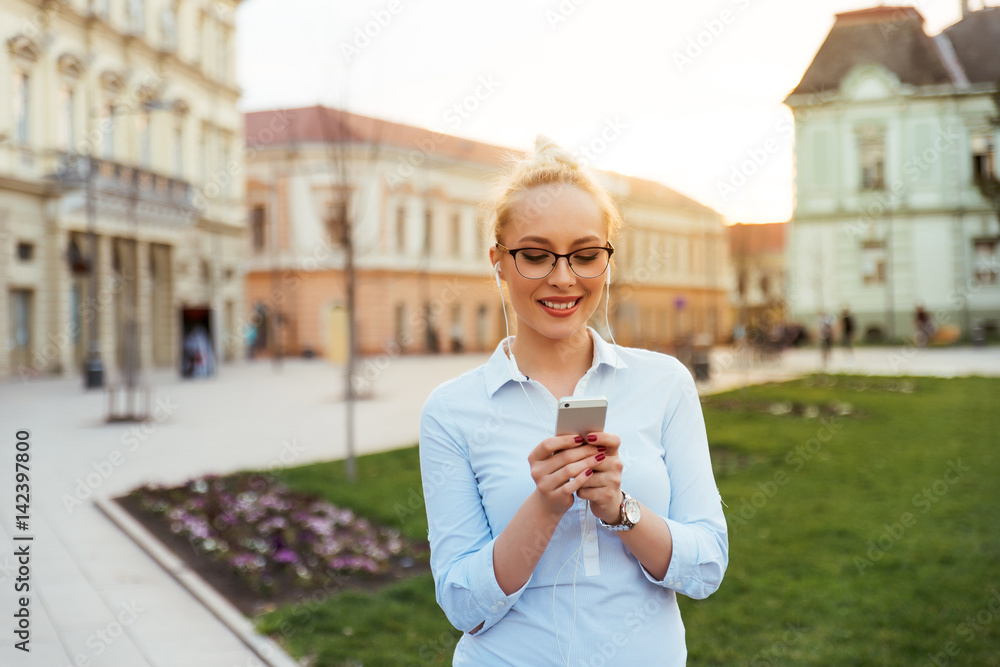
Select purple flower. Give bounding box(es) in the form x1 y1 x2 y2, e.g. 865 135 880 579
274 549 299 564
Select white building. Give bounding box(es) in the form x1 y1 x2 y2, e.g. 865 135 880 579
0 0 245 383
785 3 1000 342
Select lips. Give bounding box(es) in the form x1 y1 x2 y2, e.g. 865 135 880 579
538 297 582 317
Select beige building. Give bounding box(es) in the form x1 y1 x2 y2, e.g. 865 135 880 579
727 222 787 338
243 106 730 365
1 0 245 383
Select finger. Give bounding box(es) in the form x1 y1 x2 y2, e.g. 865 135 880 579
583 432 621 450
540 457 598 494
562 466 595 496
529 435 584 462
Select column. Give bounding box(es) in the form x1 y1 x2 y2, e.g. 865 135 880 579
53 229 75 377
0 214 10 379
96 234 117 378
136 239 153 374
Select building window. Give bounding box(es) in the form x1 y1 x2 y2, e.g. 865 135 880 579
9 289 33 358
972 134 996 184
326 201 345 246
396 206 406 254
220 142 231 195
58 85 75 151
102 103 115 158
451 213 462 257
127 0 145 34
395 303 407 350
862 240 887 285
161 1 178 51
450 303 463 352
200 125 209 183
13 72 30 145
17 242 34 261
974 238 998 285
138 111 151 167
476 304 488 349
424 207 434 253
219 28 230 83
173 118 184 177
860 139 885 191
250 205 266 251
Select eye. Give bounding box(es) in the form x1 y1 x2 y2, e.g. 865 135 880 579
521 251 553 264
571 252 600 264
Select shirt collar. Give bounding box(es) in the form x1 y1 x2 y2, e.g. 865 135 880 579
484 326 627 398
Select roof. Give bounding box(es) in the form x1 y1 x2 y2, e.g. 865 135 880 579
245 105 515 167
941 6 1000 83
244 105 718 217
789 6 953 97
727 222 787 255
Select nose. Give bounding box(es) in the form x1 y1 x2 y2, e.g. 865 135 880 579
547 255 576 286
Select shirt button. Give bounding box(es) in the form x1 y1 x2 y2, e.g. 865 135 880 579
586 533 597 542
497 600 505 607
491 604 498 612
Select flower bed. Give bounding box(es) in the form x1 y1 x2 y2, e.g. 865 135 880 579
122 472 422 602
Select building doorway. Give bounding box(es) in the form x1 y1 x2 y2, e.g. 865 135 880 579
180 307 215 378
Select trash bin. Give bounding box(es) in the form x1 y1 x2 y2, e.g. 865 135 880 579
692 333 712 382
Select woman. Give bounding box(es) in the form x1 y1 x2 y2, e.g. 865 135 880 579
419 137 728 665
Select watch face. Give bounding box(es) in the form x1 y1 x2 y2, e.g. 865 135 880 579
624 497 640 524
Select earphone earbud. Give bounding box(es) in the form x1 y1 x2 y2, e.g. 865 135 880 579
494 263 502 288
606 266 611 286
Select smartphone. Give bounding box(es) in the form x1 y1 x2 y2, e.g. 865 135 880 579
555 397 607 438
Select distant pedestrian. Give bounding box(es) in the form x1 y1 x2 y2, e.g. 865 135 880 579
246 324 258 359
819 312 833 368
841 307 855 353
915 305 935 347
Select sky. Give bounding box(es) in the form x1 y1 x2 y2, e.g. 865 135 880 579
235 0 983 224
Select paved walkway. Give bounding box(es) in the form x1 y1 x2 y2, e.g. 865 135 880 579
0 344 997 666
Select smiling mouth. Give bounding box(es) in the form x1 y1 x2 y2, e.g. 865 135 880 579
539 299 580 310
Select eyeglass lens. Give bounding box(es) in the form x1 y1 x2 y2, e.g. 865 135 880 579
515 248 610 279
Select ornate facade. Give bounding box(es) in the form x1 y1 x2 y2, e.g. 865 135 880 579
0 0 245 382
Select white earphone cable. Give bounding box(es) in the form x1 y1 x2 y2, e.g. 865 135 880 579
492 259 619 667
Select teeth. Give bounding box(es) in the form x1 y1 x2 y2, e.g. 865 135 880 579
541 299 579 310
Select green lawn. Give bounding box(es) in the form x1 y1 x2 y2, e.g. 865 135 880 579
257 375 1000 666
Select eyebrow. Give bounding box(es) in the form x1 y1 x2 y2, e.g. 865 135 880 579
516 235 602 246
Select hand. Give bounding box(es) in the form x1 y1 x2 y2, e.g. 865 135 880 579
528 435 606 516
575 431 623 524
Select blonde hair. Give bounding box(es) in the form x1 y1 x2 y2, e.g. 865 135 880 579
483 135 624 253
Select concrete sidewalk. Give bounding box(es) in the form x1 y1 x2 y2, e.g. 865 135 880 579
0 344 997 666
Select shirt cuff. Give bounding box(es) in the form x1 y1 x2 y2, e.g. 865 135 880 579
468 536 531 634
638 515 695 591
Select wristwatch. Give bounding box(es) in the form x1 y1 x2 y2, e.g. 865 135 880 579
598 491 640 532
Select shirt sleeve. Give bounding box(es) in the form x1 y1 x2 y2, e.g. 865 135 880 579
418 388 530 634
640 360 729 599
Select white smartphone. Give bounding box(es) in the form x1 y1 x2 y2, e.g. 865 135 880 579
555 397 608 438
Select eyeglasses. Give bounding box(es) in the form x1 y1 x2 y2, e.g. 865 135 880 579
495 243 614 279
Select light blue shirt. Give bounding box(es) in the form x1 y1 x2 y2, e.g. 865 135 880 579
419 328 728 666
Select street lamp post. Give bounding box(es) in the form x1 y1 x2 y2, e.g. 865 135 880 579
85 98 175 416
84 153 103 388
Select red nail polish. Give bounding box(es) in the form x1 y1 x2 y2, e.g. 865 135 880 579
585 468 593 476
595 453 606 462
587 434 597 443
597 446 607 453
574 435 584 444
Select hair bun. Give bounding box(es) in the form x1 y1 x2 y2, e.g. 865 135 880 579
532 134 580 170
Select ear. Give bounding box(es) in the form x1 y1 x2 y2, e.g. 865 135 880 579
489 246 502 278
